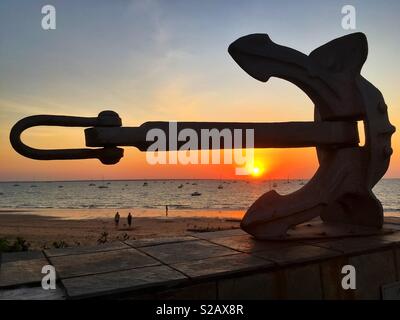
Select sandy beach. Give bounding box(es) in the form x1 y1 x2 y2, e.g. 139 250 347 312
0 211 242 250
2 206 400 251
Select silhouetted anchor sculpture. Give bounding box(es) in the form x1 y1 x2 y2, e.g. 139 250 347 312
10 33 395 240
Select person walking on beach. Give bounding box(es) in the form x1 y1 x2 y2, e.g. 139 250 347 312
165 205 169 217
127 212 133 228
114 212 120 229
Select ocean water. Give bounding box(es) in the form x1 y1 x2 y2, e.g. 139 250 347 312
0 179 399 217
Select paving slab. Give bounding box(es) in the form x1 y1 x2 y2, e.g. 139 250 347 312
1 250 45 263
281 221 390 240
0 258 50 288
208 234 300 253
140 240 239 264
311 236 393 255
2 227 398 300
62 265 187 299
0 286 66 300
125 236 197 248
49 248 159 279
191 228 247 240
372 231 400 244
45 241 129 257
172 253 274 279
253 244 341 266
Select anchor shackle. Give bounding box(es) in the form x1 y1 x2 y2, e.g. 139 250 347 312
9 111 124 165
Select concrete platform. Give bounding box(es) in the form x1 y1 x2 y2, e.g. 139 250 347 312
2 218 400 300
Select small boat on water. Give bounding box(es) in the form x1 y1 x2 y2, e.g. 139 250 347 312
98 185 108 189
143 182 148 186
13 184 19 187
192 183 197 185
58 185 64 188
178 184 183 189
89 183 96 186
191 191 201 196
218 185 223 189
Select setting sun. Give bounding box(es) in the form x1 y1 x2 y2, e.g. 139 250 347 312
246 160 265 178
252 166 261 176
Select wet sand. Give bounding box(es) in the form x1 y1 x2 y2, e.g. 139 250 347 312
0 212 242 250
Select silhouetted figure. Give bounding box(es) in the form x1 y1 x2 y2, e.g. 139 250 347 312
127 212 133 228
165 205 168 217
114 212 120 228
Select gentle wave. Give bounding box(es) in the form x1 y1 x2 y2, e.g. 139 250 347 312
0 179 399 215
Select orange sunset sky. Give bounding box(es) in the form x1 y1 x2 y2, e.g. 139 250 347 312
0 0 399 181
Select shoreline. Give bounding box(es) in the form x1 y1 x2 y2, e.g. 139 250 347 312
1 207 399 219
0 207 246 220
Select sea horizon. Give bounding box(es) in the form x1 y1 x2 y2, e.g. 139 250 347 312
1 179 399 219
1 177 399 184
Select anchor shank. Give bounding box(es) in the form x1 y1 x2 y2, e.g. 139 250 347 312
85 121 358 151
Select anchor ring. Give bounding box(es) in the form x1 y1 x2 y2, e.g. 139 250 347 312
9 110 124 165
